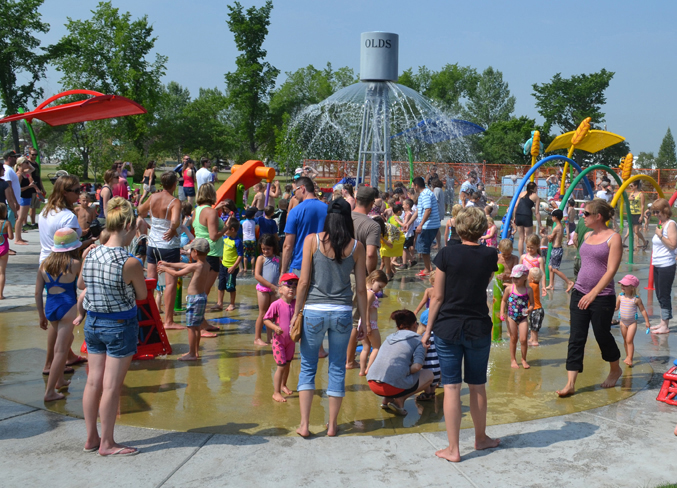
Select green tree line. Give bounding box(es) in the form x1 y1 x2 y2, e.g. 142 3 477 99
1 0 667 182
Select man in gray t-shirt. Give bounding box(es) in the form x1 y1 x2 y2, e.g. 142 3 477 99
347 186 381 369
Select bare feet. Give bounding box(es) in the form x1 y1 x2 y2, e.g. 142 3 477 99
56 379 71 390
225 305 235 312
15 240 28 245
546 285 554 291
528 341 540 347
510 360 519 369
73 315 84 326
346 361 359 369
254 338 268 346
522 360 531 369
326 423 338 437
623 357 633 367
296 427 311 438
358 371 366 376
601 366 623 388
208 304 223 312
204 324 220 332
475 435 500 451
178 353 199 361
44 390 65 402
566 281 575 293
272 392 287 403
164 322 185 330
435 447 461 463
281 386 293 395
556 385 575 397
651 325 670 334
318 348 328 359
200 331 217 338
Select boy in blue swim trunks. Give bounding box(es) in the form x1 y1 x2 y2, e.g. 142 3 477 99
158 238 211 361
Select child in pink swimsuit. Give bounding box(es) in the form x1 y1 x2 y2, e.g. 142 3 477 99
359 270 388 377
263 272 298 403
0 203 13 300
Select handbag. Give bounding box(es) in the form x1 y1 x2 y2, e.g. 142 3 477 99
290 311 303 343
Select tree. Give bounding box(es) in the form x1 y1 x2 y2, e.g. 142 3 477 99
398 64 479 115
224 0 279 161
150 82 192 163
656 127 677 169
532 69 615 134
463 66 515 129
51 1 167 177
476 116 538 165
182 88 235 161
636 151 656 169
0 0 50 151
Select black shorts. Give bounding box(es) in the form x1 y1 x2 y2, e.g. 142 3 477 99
206 255 221 273
514 213 533 227
403 235 415 249
183 186 196 197
147 246 181 265
218 265 239 292
631 213 641 226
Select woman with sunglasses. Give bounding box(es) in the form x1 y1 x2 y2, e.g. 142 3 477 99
557 199 623 398
38 174 88 375
649 198 676 334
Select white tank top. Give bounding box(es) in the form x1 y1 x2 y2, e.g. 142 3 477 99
652 219 677 267
148 197 181 249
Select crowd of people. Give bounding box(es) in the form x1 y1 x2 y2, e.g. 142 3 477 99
3 151 676 459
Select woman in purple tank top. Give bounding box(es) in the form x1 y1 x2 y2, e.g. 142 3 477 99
557 199 623 398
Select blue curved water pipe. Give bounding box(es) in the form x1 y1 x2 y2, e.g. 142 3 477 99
500 155 594 240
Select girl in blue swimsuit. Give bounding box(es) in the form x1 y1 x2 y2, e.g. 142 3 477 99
35 228 84 402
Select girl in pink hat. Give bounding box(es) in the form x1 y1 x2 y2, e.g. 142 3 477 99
615 274 650 367
34 227 87 402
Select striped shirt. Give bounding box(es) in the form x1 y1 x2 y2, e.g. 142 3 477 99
82 246 137 314
417 188 440 230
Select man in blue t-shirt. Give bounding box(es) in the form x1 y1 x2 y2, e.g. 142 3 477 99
414 176 440 277
281 177 327 277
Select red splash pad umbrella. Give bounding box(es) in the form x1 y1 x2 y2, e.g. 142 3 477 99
0 89 146 126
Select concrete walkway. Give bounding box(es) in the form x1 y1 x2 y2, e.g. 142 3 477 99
2 228 677 487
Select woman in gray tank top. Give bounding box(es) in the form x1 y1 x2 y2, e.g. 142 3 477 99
293 198 368 437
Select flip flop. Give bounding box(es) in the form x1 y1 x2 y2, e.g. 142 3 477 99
416 392 435 402
42 366 75 376
83 445 100 453
387 402 408 416
97 446 139 457
66 356 88 366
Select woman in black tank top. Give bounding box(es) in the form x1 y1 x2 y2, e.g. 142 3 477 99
514 182 539 255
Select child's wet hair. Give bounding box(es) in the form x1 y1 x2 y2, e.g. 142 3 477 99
367 269 388 286
527 234 541 249
498 238 513 254
181 200 193 217
528 267 542 281
258 233 280 255
264 205 275 217
390 309 417 330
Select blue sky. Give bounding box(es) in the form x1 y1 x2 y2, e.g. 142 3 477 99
36 0 676 155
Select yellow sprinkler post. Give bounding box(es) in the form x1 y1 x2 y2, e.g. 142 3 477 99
618 153 634 230
560 117 591 196
530 131 540 182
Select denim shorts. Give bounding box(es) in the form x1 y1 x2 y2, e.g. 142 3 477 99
84 315 139 358
19 197 32 207
415 228 438 254
435 331 491 385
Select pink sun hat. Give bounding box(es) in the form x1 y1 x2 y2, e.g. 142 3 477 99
618 274 639 288
510 264 529 278
51 228 82 252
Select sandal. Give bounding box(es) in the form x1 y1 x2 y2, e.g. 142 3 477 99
416 392 435 402
42 366 75 376
97 446 139 457
386 402 408 416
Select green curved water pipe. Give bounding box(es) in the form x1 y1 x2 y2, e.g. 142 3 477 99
19 108 41 165
406 144 414 187
545 164 634 283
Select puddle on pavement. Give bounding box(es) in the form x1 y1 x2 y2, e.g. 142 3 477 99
0 248 657 436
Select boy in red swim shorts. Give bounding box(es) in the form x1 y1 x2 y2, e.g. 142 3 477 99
263 272 298 403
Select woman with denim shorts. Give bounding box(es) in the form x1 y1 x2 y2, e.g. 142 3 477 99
292 197 368 437
422 206 500 462
79 197 147 456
